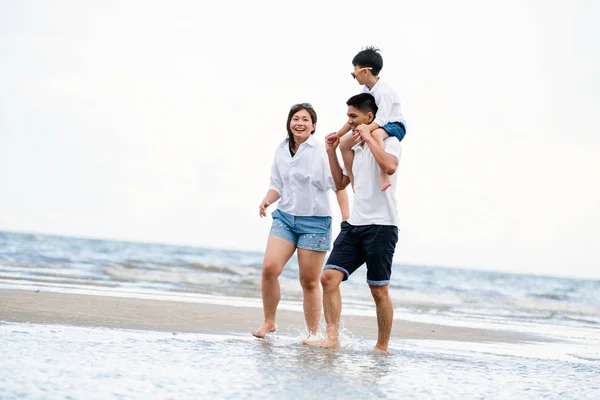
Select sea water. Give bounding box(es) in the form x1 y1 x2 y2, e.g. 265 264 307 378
1 231 599 399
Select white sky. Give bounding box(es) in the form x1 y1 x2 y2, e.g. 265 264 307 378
1 0 599 279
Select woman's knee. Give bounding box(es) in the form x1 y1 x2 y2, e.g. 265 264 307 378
299 274 319 291
262 260 283 280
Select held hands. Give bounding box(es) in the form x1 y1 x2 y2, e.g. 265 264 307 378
325 131 340 152
259 199 271 217
353 124 371 144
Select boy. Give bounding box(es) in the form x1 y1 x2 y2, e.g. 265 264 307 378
333 46 406 191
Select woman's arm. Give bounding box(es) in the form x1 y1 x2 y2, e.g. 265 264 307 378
335 189 350 221
259 189 280 218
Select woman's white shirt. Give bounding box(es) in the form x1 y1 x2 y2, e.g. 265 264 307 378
269 135 335 217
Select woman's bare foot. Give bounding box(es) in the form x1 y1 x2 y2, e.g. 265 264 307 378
373 345 389 352
302 338 340 349
251 322 277 338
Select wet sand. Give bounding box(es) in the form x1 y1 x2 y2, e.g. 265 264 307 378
0 289 547 343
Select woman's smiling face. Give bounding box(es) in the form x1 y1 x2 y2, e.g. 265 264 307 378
289 109 315 142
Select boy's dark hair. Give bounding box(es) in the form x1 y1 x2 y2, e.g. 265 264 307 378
352 46 383 76
346 93 378 115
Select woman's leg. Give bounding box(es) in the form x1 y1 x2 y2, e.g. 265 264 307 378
297 248 327 335
253 236 297 338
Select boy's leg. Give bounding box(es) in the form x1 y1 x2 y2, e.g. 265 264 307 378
339 134 355 189
372 128 391 191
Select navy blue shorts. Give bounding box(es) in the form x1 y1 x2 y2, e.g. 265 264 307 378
382 122 406 142
324 222 399 286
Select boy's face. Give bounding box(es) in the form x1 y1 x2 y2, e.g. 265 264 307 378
346 106 373 129
351 65 372 85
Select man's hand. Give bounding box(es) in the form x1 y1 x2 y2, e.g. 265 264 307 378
353 124 372 144
325 132 340 153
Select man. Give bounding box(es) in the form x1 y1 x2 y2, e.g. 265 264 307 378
303 93 402 351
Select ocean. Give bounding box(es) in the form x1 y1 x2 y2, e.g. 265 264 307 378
1 230 599 399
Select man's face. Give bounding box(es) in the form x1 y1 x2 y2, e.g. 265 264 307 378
346 106 371 129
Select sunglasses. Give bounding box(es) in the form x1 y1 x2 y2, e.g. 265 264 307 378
351 67 373 79
291 103 313 110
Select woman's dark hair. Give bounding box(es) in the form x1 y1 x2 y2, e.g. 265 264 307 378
286 104 317 155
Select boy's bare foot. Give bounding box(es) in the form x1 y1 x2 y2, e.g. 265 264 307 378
381 182 392 191
302 338 340 349
251 322 276 338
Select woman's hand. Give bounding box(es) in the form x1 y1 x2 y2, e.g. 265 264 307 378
259 199 271 218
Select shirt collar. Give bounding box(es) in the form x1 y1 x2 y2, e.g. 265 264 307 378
365 78 381 93
279 134 316 148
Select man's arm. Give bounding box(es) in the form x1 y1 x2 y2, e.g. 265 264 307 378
335 189 349 221
357 129 399 175
325 134 351 190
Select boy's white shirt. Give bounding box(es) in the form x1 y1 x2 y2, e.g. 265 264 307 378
362 79 406 128
343 137 402 227
269 135 335 217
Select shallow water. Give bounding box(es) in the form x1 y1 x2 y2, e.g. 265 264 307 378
1 322 599 400
2 231 600 398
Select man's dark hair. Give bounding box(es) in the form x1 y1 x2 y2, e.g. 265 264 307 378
346 93 378 115
352 46 383 76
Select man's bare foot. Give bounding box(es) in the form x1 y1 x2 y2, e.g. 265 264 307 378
302 338 340 349
373 345 388 352
381 182 392 191
251 322 276 338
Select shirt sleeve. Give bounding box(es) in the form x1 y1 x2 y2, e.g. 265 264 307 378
268 152 283 195
374 92 394 128
384 138 402 162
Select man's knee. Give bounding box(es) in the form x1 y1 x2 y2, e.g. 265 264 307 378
369 285 390 302
321 269 344 291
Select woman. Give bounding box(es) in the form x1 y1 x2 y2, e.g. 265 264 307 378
253 103 349 339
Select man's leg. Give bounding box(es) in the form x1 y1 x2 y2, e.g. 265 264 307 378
363 225 399 351
369 285 394 351
302 269 345 348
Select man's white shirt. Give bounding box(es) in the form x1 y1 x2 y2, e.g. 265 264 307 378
343 137 402 226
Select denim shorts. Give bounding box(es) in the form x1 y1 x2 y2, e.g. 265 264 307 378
324 221 398 286
269 209 332 252
382 122 406 142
